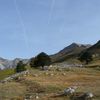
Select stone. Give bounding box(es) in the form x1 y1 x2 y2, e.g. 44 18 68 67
62 73 66 76
63 86 77 95
33 74 38 77
35 95 39 99
50 73 54 76
84 92 94 99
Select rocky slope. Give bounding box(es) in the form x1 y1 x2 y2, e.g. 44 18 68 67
50 43 91 63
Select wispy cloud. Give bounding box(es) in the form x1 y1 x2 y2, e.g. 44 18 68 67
48 0 56 25
14 0 29 49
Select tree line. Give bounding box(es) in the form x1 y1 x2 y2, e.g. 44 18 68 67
15 51 93 73
15 52 51 72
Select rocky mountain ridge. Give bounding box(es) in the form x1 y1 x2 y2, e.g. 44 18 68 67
1 40 100 70
0 58 29 70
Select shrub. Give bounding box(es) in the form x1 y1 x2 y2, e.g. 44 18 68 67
79 52 93 64
30 52 51 69
15 61 26 73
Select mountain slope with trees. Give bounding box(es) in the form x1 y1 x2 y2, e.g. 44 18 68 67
1 40 100 69
50 43 91 63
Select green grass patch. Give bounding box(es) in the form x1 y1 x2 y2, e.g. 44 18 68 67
0 69 15 80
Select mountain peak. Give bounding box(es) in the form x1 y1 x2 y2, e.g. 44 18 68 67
50 42 91 63
70 43 91 48
71 43 83 47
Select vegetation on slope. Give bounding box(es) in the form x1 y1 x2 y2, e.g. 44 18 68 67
0 67 100 100
0 69 15 80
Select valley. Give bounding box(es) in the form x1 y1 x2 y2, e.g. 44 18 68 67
0 66 100 100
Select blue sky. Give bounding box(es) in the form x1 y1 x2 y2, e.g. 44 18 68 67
0 0 100 59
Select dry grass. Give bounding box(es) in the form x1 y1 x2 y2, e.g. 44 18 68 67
0 82 26 100
0 67 100 100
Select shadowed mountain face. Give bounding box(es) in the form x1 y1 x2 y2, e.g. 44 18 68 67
82 40 100 57
50 43 91 63
86 40 100 53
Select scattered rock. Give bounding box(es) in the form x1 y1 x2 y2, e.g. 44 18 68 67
82 92 94 100
32 74 38 77
35 95 39 99
50 73 54 76
62 73 66 76
42 66 49 71
35 94 39 99
70 92 94 100
56 68 62 71
63 86 77 95
0 70 29 83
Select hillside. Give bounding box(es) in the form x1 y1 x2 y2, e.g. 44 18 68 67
0 41 100 99
0 43 92 69
79 40 100 61
1 40 100 69
0 67 100 100
50 43 91 63
86 40 100 57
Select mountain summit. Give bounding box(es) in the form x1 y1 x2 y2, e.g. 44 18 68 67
50 43 91 63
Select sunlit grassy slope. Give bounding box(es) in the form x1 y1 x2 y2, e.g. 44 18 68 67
0 69 15 80
0 66 100 100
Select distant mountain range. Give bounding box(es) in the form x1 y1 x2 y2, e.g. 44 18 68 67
0 58 29 70
0 40 100 70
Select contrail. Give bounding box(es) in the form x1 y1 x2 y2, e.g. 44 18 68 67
48 0 56 25
14 0 29 49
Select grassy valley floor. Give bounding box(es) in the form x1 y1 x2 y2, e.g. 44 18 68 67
0 67 100 100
